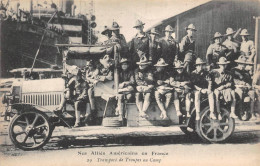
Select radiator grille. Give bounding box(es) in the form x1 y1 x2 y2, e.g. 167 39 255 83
22 92 62 106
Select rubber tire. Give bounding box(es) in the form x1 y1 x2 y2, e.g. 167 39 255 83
195 106 235 143
102 117 122 127
9 110 53 151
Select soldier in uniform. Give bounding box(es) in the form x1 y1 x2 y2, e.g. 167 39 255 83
170 60 192 118
129 20 150 66
96 54 114 82
108 21 128 59
85 60 99 117
154 58 172 119
148 28 160 64
158 25 179 67
240 29 256 63
116 58 135 121
212 57 237 119
73 70 89 127
135 56 154 118
100 26 112 45
223 28 240 69
206 32 228 69
231 55 255 120
191 58 215 120
179 24 197 73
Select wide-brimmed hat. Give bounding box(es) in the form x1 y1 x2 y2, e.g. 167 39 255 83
185 24 197 31
174 60 184 69
217 57 230 65
235 55 248 64
149 28 160 35
240 29 250 36
108 21 121 31
225 27 236 36
101 26 110 35
136 56 151 65
154 58 168 67
119 58 129 64
195 58 206 65
163 25 174 32
213 32 223 39
133 19 145 28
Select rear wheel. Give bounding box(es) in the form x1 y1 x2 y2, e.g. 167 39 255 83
196 106 235 143
9 110 53 150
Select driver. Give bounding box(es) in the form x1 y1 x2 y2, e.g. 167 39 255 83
231 55 255 120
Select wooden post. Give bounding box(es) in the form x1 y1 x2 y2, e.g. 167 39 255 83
176 16 180 42
114 45 119 94
254 16 259 74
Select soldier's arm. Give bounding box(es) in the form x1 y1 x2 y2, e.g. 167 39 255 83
249 41 256 62
206 45 213 65
170 77 180 87
179 37 186 53
135 71 146 86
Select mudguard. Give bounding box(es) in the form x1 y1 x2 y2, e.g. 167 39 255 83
10 103 53 116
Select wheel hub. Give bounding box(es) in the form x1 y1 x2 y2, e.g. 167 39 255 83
211 120 220 128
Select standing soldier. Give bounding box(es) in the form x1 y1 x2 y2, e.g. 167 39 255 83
85 60 99 119
108 21 128 59
148 28 161 64
135 56 154 118
223 28 240 69
231 55 255 120
170 60 192 119
154 58 172 119
100 26 112 45
240 29 256 63
212 57 237 119
129 20 150 66
179 24 197 73
158 25 179 67
206 32 228 69
191 58 215 120
117 58 135 121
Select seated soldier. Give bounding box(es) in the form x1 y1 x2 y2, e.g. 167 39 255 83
191 58 215 120
170 60 192 119
116 58 135 121
73 70 89 127
231 55 255 120
212 57 237 119
154 58 172 119
135 56 154 118
85 60 99 117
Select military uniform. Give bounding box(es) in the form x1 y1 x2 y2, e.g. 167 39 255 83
170 61 192 117
240 40 255 62
222 39 240 68
179 35 195 73
191 58 215 120
158 36 179 66
135 56 154 118
148 28 161 64
153 58 172 119
206 43 228 69
212 57 237 119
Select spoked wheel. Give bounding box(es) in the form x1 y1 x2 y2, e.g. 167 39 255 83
9 110 53 150
196 106 235 143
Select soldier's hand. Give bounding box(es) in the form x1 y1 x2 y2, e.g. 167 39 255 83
138 72 144 79
201 89 207 94
157 80 163 85
206 75 211 82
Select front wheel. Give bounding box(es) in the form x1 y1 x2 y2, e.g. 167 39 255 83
196 106 235 143
9 110 53 150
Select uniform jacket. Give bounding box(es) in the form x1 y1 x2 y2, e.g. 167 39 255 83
206 43 228 65
149 38 160 64
211 69 234 90
119 69 135 86
134 67 154 86
129 32 150 62
153 69 170 86
191 69 212 90
96 63 114 81
240 40 255 60
179 35 195 54
222 39 240 63
85 68 99 84
231 67 252 85
170 71 191 88
68 77 88 100
158 36 179 64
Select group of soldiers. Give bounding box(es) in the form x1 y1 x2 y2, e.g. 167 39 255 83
57 19 258 127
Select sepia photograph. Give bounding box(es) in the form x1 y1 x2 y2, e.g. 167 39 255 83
0 0 260 165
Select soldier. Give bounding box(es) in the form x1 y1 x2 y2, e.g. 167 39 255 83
73 70 89 127
179 24 197 73
148 28 160 64
135 56 154 118
170 60 192 118
129 20 150 65
240 29 256 63
206 32 228 69
100 26 112 45
231 55 255 120
191 58 215 120
212 57 237 119
108 21 128 58
96 54 114 82
116 58 135 121
158 25 179 66
85 60 99 117
154 58 172 119
223 28 240 69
